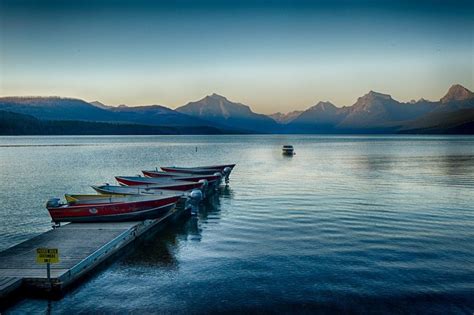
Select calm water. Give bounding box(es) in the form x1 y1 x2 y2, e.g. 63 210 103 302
1 135 473 314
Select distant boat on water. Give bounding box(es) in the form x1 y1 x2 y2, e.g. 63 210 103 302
282 145 295 156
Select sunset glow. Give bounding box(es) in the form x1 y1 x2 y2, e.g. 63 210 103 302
1 0 473 114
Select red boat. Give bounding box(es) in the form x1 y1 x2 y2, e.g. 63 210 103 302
116 176 220 195
144 168 218 176
46 194 181 223
160 164 236 174
141 170 222 183
160 164 235 184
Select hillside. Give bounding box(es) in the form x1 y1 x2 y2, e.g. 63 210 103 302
107 104 204 126
0 97 113 121
0 110 225 135
0 97 212 127
399 108 474 134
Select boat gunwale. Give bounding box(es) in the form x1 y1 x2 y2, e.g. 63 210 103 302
49 201 178 222
160 164 236 171
49 195 181 210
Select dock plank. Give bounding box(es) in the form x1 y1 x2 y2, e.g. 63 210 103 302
0 226 132 271
0 222 141 275
0 206 188 300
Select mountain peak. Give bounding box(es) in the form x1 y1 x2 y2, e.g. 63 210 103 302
311 101 336 110
352 90 395 108
177 93 254 120
440 84 474 103
207 93 228 101
364 90 393 100
176 93 278 132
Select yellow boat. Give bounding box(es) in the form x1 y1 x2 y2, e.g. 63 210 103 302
65 194 129 204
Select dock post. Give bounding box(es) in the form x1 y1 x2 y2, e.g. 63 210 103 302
46 263 51 281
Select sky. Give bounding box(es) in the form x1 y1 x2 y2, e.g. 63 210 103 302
0 0 473 114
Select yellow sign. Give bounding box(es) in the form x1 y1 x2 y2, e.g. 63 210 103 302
36 248 59 264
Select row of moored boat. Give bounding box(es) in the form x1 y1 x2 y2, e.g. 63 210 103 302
46 164 236 223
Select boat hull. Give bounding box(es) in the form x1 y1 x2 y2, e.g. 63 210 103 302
115 177 204 190
141 171 222 184
137 173 221 193
160 164 235 174
92 185 187 196
48 196 180 223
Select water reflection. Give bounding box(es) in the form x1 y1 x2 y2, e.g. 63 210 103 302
353 155 395 173
218 185 235 199
119 187 231 268
46 299 52 315
185 216 202 242
439 155 474 176
120 228 180 269
199 187 233 217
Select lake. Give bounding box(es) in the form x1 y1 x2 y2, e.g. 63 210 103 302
1 135 473 314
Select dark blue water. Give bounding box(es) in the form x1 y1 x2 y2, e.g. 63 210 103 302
1 135 473 314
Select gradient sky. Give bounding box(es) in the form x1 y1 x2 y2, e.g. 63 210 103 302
0 0 473 114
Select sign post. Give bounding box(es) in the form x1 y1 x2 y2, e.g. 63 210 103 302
36 248 59 282
47 262 51 280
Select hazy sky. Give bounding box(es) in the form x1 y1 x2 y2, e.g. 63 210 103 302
0 0 473 114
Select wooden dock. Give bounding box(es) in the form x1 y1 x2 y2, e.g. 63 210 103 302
0 205 189 304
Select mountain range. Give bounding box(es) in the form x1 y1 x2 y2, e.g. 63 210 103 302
0 84 473 135
176 93 280 133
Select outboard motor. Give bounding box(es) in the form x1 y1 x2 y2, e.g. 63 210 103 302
223 167 232 184
198 179 208 198
46 198 61 208
187 189 203 215
213 172 223 188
